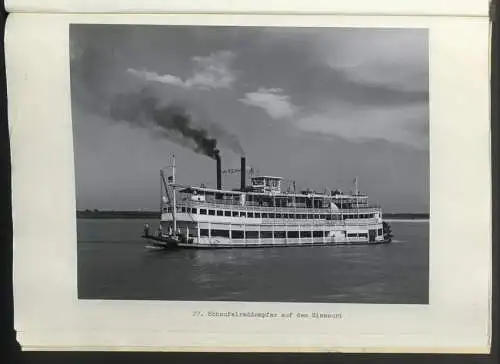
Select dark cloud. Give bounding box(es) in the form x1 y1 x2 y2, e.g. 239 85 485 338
70 24 429 212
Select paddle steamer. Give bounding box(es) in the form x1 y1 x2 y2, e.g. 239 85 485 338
144 151 393 249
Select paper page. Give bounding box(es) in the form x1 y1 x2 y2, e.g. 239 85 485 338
4 0 490 16
5 12 491 353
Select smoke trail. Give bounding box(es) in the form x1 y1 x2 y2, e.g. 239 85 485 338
206 123 244 156
108 90 224 159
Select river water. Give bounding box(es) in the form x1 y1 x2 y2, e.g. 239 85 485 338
77 219 429 304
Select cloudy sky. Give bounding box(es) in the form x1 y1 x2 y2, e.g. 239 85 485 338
70 25 429 213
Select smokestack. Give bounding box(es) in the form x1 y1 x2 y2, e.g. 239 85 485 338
240 156 246 191
215 149 222 190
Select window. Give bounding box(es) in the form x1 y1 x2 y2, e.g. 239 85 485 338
320 214 326 219
269 213 275 218
300 231 311 238
326 215 332 220
313 231 323 238
225 211 231 217
191 208 197 214
347 233 357 237
211 229 229 237
314 214 320 219
181 207 186 213
307 214 313 219
276 213 282 218
359 233 368 238
245 231 258 239
248 212 254 218
301 214 307 219
208 210 215 216
261 231 273 239
232 211 238 217
200 229 209 236
200 209 207 215
378 229 383 236
217 210 223 216
255 213 261 218
287 231 299 238
232 230 244 239
262 213 268 218
240 212 246 217
274 231 286 239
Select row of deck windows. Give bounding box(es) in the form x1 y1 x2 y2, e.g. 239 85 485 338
347 233 369 238
185 229 383 238
199 229 330 239
166 207 375 220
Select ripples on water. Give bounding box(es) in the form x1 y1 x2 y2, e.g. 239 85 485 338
77 219 429 304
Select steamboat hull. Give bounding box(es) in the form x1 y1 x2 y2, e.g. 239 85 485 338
142 234 391 250
176 239 392 249
156 209 392 249
153 214 392 249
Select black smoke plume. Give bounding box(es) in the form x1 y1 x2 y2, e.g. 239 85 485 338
108 90 232 159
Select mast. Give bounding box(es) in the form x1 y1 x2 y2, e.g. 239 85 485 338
160 168 175 231
159 154 177 234
172 154 177 233
160 169 162 214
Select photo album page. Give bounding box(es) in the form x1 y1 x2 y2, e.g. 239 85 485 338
5 0 492 353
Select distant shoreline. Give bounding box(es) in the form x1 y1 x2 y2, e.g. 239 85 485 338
76 210 429 220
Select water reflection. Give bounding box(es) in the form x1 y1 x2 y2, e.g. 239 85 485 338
78 220 429 304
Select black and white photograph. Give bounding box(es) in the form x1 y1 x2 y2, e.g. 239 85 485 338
70 24 429 304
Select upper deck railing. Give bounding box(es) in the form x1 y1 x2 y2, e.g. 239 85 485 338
168 199 381 214
176 184 369 200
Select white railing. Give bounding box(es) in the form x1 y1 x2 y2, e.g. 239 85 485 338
161 212 382 227
168 201 381 214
